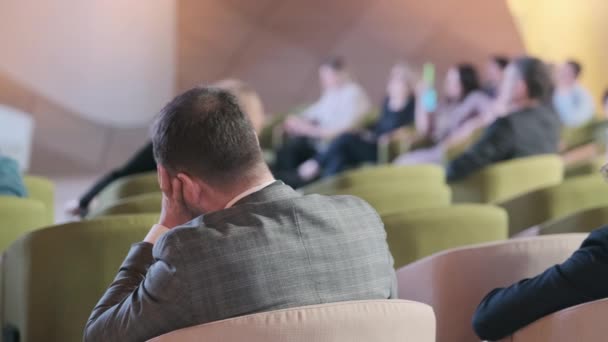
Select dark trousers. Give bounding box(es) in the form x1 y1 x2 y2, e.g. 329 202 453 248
79 142 156 210
272 136 318 188
316 133 378 177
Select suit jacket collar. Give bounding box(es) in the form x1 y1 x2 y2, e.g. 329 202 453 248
232 181 299 206
201 181 299 225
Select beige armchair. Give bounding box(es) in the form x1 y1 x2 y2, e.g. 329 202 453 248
396 234 587 342
148 300 436 342
498 298 608 342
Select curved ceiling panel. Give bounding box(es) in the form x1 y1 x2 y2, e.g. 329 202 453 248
178 0 525 114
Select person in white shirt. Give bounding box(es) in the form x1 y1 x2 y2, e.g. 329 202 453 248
273 57 370 186
553 60 595 128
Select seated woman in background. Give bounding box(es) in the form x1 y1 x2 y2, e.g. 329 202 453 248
482 55 510 98
393 63 493 165
272 56 371 179
295 63 416 183
0 153 27 197
66 80 266 217
447 56 561 182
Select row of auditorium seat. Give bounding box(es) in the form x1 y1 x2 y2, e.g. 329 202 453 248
2 153 608 341
1 214 607 341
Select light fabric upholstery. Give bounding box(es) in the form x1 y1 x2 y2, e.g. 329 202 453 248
148 300 436 342
90 192 162 217
451 154 563 204
299 164 445 195
23 175 55 222
0 197 49 251
537 205 608 235
1 214 159 342
499 174 608 236
498 298 608 342
396 234 587 342
382 204 508 268
335 183 451 215
96 172 158 208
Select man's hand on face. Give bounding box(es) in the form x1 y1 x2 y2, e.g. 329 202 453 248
158 167 196 229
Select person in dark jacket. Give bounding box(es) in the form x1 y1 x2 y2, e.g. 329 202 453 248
472 224 608 341
294 63 416 184
447 56 561 182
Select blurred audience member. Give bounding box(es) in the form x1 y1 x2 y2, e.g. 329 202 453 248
603 89 608 117
447 56 560 182
483 55 510 98
0 153 26 197
84 87 396 341
67 80 266 217
553 59 595 127
297 63 416 182
394 64 492 165
473 221 608 341
273 57 370 178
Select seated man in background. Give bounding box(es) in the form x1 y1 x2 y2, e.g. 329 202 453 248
472 205 608 340
84 87 396 341
273 56 370 185
553 59 595 128
447 56 561 182
0 153 26 197
297 62 416 182
67 80 266 217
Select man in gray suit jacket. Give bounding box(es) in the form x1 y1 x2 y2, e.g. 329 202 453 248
84 87 397 342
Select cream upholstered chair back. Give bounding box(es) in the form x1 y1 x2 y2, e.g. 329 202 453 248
148 300 436 342
498 298 608 342
396 234 587 342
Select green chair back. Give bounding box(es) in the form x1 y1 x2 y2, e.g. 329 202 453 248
91 193 162 217
561 121 598 151
96 172 158 208
300 164 445 195
499 174 608 236
1 214 160 342
23 175 55 223
0 197 49 251
381 204 508 268
334 183 451 215
538 206 608 235
565 155 606 178
451 154 564 204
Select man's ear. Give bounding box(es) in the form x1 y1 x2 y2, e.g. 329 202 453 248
157 165 171 195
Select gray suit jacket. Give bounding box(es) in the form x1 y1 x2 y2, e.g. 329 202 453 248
84 182 397 342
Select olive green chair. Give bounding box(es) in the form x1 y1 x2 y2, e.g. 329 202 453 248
0 197 49 251
333 183 451 215
23 175 55 223
564 154 606 178
537 206 608 236
381 204 508 268
91 192 162 217
96 172 158 208
299 164 445 195
499 174 608 236
1 214 160 342
451 154 564 204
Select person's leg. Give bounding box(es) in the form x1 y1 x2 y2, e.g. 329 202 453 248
273 136 316 172
321 134 378 177
77 142 156 214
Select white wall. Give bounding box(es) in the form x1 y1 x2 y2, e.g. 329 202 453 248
0 0 175 128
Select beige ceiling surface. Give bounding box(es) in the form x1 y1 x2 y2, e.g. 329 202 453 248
178 0 525 114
